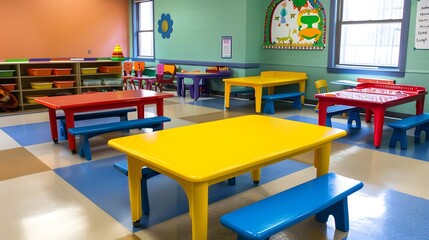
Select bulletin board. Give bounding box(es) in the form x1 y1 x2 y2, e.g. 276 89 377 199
263 0 326 50
415 0 429 49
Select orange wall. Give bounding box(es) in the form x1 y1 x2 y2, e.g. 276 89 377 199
0 0 129 59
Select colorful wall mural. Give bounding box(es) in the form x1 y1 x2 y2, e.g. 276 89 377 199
263 0 326 50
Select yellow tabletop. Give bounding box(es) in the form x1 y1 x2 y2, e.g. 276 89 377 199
223 71 308 113
108 115 346 240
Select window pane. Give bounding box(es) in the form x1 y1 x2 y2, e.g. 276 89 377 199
339 23 401 67
342 0 404 21
138 32 154 57
139 2 153 31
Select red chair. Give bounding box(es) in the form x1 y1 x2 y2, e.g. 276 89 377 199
152 64 177 92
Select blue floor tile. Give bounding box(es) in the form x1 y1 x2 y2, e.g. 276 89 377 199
54 155 310 231
0 117 125 146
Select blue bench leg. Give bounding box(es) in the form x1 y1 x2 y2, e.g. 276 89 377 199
78 135 92 160
389 129 407 150
60 119 68 139
140 168 160 214
292 97 302 110
315 198 350 232
415 123 429 141
119 114 131 133
347 111 361 129
228 177 236 185
326 116 333 127
263 100 274 114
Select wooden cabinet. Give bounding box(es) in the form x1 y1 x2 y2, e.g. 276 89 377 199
0 60 122 113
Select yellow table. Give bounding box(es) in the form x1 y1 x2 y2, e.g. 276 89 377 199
223 71 308 113
108 115 346 240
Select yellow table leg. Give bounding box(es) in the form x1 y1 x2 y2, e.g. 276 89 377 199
251 168 261 184
224 83 231 109
182 182 209 240
128 156 144 225
254 86 263 113
314 142 331 177
299 82 306 106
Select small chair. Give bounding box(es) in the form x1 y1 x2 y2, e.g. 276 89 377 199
130 61 146 89
153 64 177 92
122 62 134 90
315 79 361 128
314 79 330 111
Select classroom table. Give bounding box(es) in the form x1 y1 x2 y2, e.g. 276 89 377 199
176 71 232 100
107 115 346 240
35 90 173 152
315 83 427 148
223 71 308 113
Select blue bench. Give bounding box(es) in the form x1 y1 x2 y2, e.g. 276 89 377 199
326 105 361 129
262 92 305 114
113 159 237 215
57 108 136 138
220 173 363 240
388 113 429 150
68 116 171 160
113 160 160 215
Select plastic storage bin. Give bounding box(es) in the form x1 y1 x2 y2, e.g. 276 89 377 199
82 78 102 86
0 70 15 77
53 81 75 88
98 66 122 74
25 95 47 104
0 83 16 91
81 68 98 74
30 82 54 89
52 68 72 75
102 77 122 86
27 68 53 76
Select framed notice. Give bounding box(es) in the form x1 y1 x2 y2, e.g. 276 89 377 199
221 36 232 59
415 0 429 49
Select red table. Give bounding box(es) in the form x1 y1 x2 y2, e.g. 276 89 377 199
315 83 427 148
35 90 173 152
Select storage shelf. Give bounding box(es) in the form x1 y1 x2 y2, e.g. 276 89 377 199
0 61 123 113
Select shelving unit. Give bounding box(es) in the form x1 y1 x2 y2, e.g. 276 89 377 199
0 60 122 113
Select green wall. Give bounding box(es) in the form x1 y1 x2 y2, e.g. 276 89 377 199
154 0 261 72
153 0 428 114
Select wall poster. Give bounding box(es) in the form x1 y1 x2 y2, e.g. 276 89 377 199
415 0 429 49
263 0 326 50
221 36 232 59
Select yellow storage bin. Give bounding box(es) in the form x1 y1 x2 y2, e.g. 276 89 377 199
30 82 53 89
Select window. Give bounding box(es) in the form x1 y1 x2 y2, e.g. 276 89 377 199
134 0 154 59
328 0 411 77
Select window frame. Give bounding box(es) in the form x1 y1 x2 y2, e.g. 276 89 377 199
132 0 155 60
327 0 411 77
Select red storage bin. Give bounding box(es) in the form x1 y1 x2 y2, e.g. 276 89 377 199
53 81 75 88
27 68 53 76
0 83 16 91
98 66 122 74
52 68 72 75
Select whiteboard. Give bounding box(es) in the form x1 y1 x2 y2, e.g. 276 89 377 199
415 0 429 49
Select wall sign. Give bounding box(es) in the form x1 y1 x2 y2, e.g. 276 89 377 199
221 36 232 59
263 0 326 50
415 0 429 49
